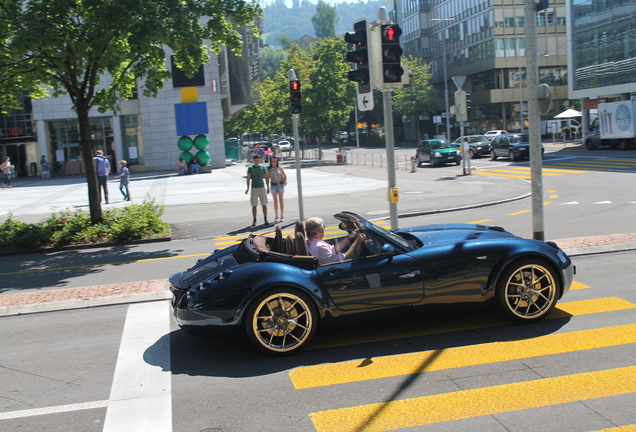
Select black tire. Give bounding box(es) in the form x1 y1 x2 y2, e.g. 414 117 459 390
469 149 475 159
585 140 594 150
496 258 560 322
490 150 498 160
619 140 628 151
509 150 516 161
455 158 461 165
416 156 422 167
245 288 318 355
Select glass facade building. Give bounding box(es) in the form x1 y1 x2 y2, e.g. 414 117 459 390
397 0 569 137
567 0 636 99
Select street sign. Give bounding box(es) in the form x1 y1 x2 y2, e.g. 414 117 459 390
358 92 374 111
441 112 452 118
452 76 466 90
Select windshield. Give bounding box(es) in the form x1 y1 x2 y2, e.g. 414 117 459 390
509 135 529 144
470 136 488 143
364 221 416 251
430 141 451 150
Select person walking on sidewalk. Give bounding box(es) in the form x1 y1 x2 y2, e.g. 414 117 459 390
2 157 14 189
93 150 111 204
268 156 287 223
245 154 270 226
114 160 131 201
40 155 50 180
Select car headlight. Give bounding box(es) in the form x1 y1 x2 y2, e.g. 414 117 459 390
433 152 442 157
475 146 482 150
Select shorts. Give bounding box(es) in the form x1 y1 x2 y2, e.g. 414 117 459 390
250 187 268 206
270 185 284 194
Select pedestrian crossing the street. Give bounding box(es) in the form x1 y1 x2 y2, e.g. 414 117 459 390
285 285 636 431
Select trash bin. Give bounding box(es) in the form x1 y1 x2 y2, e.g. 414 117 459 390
30 162 38 177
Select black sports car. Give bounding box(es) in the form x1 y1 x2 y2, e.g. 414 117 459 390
169 212 575 355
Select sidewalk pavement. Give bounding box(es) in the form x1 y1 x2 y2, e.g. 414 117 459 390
1 146 635 317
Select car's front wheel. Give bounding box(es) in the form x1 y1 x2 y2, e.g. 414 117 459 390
509 150 517 161
490 150 498 160
416 156 422 167
496 259 560 322
246 289 318 355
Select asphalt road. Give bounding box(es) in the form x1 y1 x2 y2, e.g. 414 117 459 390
2 250 635 432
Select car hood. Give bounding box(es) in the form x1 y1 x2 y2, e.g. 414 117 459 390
398 224 518 245
432 148 458 154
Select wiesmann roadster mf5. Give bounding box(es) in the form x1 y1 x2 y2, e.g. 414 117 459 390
169 212 575 355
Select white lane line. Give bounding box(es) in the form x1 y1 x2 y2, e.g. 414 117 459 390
103 301 172 432
0 400 109 420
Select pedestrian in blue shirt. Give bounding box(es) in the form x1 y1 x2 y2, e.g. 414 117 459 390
93 150 111 204
114 160 131 201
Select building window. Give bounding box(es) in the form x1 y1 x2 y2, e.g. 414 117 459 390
121 115 144 167
516 16 524 27
505 17 515 27
47 117 113 166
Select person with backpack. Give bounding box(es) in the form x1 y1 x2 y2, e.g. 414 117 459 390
93 150 111 204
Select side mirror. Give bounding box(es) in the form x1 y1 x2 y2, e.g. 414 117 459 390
380 244 395 255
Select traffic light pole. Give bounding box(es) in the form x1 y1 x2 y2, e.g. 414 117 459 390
524 0 544 241
292 113 304 221
382 89 399 230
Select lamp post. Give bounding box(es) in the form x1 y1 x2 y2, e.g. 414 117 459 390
432 17 455 141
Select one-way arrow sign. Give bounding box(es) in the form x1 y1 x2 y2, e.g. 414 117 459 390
357 91 374 111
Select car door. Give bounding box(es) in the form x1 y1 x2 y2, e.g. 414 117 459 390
316 252 424 311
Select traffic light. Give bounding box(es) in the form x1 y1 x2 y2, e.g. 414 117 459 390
455 90 468 121
345 19 371 93
290 80 302 114
380 24 404 83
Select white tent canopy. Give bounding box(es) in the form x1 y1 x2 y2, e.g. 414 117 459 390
554 108 582 118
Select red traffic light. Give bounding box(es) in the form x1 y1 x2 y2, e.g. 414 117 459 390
290 81 301 91
382 25 402 42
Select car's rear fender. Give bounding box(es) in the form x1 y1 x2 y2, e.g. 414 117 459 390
231 264 329 325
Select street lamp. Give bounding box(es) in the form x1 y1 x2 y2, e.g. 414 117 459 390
432 17 455 141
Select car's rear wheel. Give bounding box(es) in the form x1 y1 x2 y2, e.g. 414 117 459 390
490 150 498 160
416 156 422 167
496 259 560 322
246 289 317 355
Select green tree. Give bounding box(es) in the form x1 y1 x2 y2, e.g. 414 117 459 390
275 35 297 50
312 1 338 39
303 38 355 149
261 45 288 81
0 0 260 224
392 56 443 140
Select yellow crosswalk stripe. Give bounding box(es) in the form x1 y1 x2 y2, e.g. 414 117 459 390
515 167 586 174
291 320 636 390
309 366 636 432
305 294 632 350
474 171 531 179
592 425 636 432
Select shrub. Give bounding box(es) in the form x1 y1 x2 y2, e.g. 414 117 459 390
0 199 171 251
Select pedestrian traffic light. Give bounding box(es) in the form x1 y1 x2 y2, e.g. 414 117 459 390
345 19 371 94
290 80 302 114
380 24 404 83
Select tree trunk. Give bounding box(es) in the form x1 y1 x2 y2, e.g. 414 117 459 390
78 106 103 224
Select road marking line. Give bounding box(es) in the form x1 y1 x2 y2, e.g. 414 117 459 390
508 210 530 216
0 400 109 420
474 172 531 179
103 301 172 432
309 366 636 432
570 281 590 290
592 425 636 432
305 295 632 350
291 321 636 390
516 167 586 174
468 219 490 224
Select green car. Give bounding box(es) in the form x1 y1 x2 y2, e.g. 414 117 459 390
415 139 461 167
